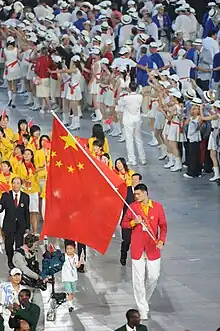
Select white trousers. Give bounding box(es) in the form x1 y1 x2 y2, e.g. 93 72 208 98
124 119 146 163
132 254 161 316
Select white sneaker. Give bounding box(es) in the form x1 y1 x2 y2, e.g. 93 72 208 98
164 160 175 169
127 161 137 166
149 138 158 146
118 135 125 142
209 175 220 182
183 173 193 178
39 109 45 114
140 160 147 165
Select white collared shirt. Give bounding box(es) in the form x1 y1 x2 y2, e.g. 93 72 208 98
12 191 21 204
126 324 136 331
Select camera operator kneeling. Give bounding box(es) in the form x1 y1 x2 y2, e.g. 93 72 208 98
12 234 46 291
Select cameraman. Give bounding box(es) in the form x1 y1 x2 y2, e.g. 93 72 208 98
12 235 41 283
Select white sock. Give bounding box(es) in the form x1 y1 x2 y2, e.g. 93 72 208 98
12 94 16 105
8 90 12 101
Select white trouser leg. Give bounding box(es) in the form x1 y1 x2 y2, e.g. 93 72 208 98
132 255 148 317
124 122 136 163
134 121 146 162
41 199 45 220
145 257 161 302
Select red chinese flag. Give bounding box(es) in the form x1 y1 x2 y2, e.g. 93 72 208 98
1 108 6 121
41 118 127 254
0 181 10 192
28 120 33 128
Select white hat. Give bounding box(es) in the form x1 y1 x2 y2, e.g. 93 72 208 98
127 0 135 5
61 34 69 39
82 35 90 44
130 12 138 20
26 12 35 21
127 7 136 13
100 57 109 64
93 35 102 42
176 5 187 12
190 7 195 14
160 70 170 76
0 0 4 6
10 268 22 276
7 36 15 43
213 100 220 108
157 40 166 51
100 9 107 15
125 39 133 46
52 54 62 63
159 80 170 88
193 38 203 46
203 90 216 102
98 14 107 21
169 74 179 82
149 42 158 48
138 33 148 43
154 3 164 10
105 1 111 6
90 47 101 55
191 97 202 105
72 44 82 54
94 4 101 10
83 20 91 25
208 2 217 7
209 8 217 18
176 0 186 5
121 14 132 25
71 55 80 62
81 30 89 37
45 14 55 21
24 25 33 32
177 48 186 59
60 1 69 9
119 47 129 55
13 1 24 13
105 39 113 45
171 89 182 99
137 22 145 31
17 22 25 28
185 89 196 100
183 3 190 9
82 1 93 9
62 21 72 29
27 34 38 43
101 21 109 29
68 0 75 3
99 1 107 7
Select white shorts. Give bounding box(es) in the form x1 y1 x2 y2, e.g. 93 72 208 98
29 193 39 213
208 131 217 151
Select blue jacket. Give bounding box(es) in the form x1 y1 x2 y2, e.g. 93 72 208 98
150 53 164 69
186 48 197 79
136 55 154 87
203 18 216 38
213 52 220 83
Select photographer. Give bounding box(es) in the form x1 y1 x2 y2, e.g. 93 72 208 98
8 289 40 331
12 235 41 284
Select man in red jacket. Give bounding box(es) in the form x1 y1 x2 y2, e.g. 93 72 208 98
122 184 167 320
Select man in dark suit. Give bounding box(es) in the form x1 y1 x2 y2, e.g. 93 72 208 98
9 289 40 331
115 309 148 331
0 177 30 269
120 173 142 266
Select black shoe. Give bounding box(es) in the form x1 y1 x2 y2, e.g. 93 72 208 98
12 104 16 109
8 99 12 107
120 257 126 266
68 307 74 313
8 262 14 269
77 264 85 273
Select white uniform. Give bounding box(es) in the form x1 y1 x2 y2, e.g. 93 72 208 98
173 14 192 40
66 68 82 101
208 116 220 150
121 92 146 164
4 48 21 81
56 12 72 26
168 105 186 142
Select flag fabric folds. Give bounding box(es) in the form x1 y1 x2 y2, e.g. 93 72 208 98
41 118 127 254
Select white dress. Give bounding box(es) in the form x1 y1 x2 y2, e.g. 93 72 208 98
90 60 101 95
60 73 71 99
21 49 32 78
4 48 21 81
208 116 220 151
66 68 82 101
168 105 186 142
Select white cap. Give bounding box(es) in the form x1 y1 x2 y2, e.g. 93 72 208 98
10 268 22 276
101 57 110 64
61 34 69 39
71 55 80 62
177 48 186 59
68 0 75 3
213 100 220 108
90 47 100 55
185 89 196 99
154 3 164 10
82 1 93 9
209 8 217 17
130 12 138 19
101 21 109 29
60 1 69 9
121 14 132 25
127 0 135 5
62 21 72 29
83 20 91 25
7 36 15 43
138 33 148 43
81 30 89 37
137 22 145 30
191 97 202 105
72 44 82 54
170 89 182 99
127 7 136 13
149 42 158 48
160 70 170 76
208 2 216 7
169 74 179 82
105 39 113 45
190 7 195 13
94 4 101 10
26 12 35 21
93 35 102 43
159 80 171 88
119 46 129 55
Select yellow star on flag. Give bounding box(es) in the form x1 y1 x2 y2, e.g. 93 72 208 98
51 151 57 158
77 162 84 170
55 160 63 168
60 134 78 151
67 165 75 173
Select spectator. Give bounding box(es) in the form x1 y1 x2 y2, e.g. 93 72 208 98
203 30 219 60
74 11 87 31
8 289 40 331
115 309 148 331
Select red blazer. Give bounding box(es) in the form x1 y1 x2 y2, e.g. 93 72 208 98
122 200 167 260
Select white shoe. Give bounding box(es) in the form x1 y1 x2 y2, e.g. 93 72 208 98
158 144 167 160
164 160 175 169
140 160 147 165
127 161 137 166
39 109 45 114
209 175 220 182
24 95 33 106
92 109 103 122
209 167 220 182
149 137 158 146
68 117 80 130
170 163 182 172
183 173 193 178
118 133 125 142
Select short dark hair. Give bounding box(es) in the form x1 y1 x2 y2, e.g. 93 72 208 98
76 10 83 16
126 309 139 321
11 177 22 185
22 134 30 141
30 125 40 137
208 30 217 37
132 173 142 180
140 46 147 54
134 183 148 193
129 82 137 92
92 139 104 148
2 160 12 172
65 240 76 249
0 114 9 121
102 153 110 160
19 289 31 298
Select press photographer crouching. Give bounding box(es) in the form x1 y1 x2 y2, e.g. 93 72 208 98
12 234 47 291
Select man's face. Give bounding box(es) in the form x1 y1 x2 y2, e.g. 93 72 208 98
158 7 164 15
11 274 22 285
19 292 30 306
132 175 140 187
129 312 141 327
12 178 22 192
134 189 147 203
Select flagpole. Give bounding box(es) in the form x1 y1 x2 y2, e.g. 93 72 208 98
51 112 156 243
